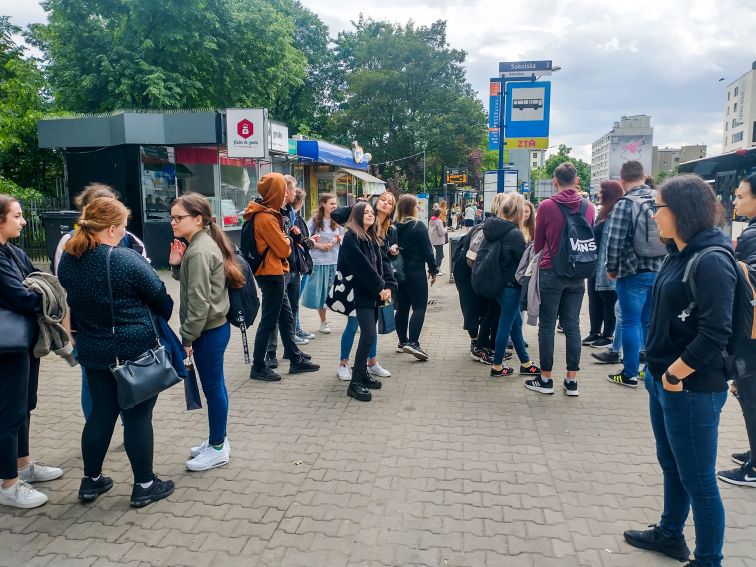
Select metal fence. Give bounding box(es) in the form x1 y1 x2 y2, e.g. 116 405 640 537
16 181 69 263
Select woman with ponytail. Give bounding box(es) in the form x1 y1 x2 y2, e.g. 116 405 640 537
58 197 175 508
168 193 243 472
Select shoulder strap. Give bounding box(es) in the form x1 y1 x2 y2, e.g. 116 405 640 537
682 245 734 314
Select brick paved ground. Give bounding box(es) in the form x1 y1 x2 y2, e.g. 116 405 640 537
2 249 755 566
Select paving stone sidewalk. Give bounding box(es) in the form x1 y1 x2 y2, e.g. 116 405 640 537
1 258 755 566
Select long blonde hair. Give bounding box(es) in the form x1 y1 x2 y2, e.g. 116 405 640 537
395 194 418 223
491 192 525 224
521 199 536 241
374 191 396 237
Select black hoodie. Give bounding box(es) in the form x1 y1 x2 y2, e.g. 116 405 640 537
736 217 756 264
646 228 737 393
481 217 527 288
0 242 41 317
394 219 438 276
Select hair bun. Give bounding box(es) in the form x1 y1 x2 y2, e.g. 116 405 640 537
78 219 89 228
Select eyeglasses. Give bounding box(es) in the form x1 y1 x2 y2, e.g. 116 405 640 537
650 203 668 213
169 214 193 223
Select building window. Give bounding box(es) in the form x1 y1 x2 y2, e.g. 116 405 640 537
732 131 744 144
734 102 738 112
728 91 731 100
735 86 739 96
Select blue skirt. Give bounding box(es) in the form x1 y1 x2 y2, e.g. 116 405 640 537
301 264 337 309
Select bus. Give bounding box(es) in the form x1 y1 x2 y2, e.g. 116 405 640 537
677 146 756 242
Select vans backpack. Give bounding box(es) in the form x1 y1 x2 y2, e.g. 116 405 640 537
239 213 269 274
548 199 597 279
471 236 505 298
465 225 486 268
226 250 260 364
622 191 667 258
682 246 756 380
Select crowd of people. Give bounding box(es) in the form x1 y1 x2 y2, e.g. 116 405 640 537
1 163 755 567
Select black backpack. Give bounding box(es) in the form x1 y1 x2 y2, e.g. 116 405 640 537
548 199 597 279
226 250 260 364
239 212 268 274
471 237 505 298
682 246 756 380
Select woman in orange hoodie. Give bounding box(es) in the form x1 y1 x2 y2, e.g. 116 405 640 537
243 173 320 381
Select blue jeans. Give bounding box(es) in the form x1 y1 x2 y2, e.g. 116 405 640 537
340 315 377 361
616 272 655 376
296 274 309 332
494 287 530 366
192 323 231 446
645 373 727 567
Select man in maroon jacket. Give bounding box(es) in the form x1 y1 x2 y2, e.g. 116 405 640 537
527 162 596 397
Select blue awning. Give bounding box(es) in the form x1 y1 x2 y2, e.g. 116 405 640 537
297 140 369 171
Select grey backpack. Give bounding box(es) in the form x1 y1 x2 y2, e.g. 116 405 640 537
622 190 667 258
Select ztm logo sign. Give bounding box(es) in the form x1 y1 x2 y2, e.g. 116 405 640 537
237 119 254 139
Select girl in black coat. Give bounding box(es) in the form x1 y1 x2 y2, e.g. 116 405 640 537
337 202 392 402
394 194 438 360
0 195 63 509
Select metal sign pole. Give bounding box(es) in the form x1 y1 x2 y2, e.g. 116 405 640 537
496 80 506 193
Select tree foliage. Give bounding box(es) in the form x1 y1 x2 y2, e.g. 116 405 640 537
0 16 62 195
328 17 486 191
29 0 307 113
531 144 592 192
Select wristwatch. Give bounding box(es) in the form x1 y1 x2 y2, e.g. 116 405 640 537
664 370 681 385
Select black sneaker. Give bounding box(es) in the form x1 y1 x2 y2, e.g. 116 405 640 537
490 366 514 377
591 350 621 364
403 343 429 361
283 351 312 361
607 370 638 388
289 357 320 374
590 337 613 348
562 380 579 397
347 382 372 402
363 374 382 389
250 366 282 382
503 349 513 361
265 351 278 369
717 463 756 487
524 376 554 395
470 347 493 365
396 342 407 353
130 476 175 508
623 524 690 562
519 363 541 376
582 332 602 346
732 450 751 466
78 475 113 502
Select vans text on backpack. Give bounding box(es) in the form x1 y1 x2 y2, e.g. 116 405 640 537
547 199 598 279
682 246 756 380
622 191 668 258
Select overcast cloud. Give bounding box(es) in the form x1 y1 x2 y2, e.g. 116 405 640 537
3 0 754 162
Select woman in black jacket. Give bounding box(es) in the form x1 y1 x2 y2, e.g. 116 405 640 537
717 172 756 485
58 197 175 508
0 195 63 509
623 175 736 567
337 202 391 402
480 193 540 379
394 194 438 360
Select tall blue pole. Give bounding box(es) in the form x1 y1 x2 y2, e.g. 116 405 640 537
497 79 505 193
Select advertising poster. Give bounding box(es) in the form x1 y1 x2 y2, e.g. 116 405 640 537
227 108 265 158
608 134 653 179
417 193 430 222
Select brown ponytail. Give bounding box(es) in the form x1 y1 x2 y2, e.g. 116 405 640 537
64 197 130 257
0 194 19 225
171 193 245 289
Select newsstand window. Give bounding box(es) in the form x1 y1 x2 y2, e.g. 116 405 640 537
174 146 220 225
218 147 258 230
140 146 177 222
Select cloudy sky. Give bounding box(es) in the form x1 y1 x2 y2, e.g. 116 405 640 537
3 0 754 162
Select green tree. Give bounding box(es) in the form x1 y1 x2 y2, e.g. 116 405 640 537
29 0 307 112
0 16 62 195
531 144 591 192
328 17 486 191
654 166 677 187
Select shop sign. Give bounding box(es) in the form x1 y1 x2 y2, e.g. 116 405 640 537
504 137 550 149
268 121 289 154
288 139 297 155
227 108 265 158
352 141 371 164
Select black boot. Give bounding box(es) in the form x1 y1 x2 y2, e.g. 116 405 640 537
623 524 690 562
347 368 372 401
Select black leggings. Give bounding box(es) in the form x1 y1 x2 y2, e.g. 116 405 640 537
475 299 500 350
352 307 377 383
395 274 429 344
587 276 617 337
735 376 756 467
0 351 39 479
82 368 157 484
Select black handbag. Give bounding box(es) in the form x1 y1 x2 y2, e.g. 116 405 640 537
0 307 33 354
326 269 356 317
105 247 182 410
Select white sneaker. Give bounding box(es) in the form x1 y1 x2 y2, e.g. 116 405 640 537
319 321 332 334
337 365 352 381
18 462 63 483
190 437 230 459
186 443 230 471
293 335 309 345
367 363 391 378
0 480 48 509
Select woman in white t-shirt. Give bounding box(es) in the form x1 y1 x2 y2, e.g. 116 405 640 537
301 193 345 334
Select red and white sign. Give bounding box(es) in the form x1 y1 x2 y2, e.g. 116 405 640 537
227 108 265 158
